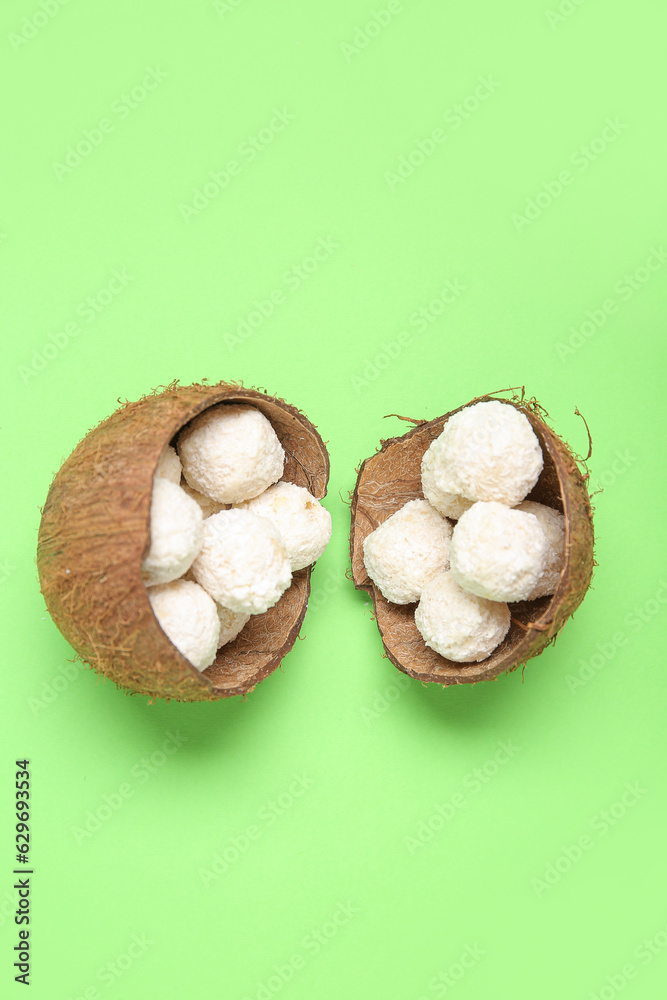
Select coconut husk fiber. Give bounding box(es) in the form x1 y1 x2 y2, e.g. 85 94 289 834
349 392 595 685
37 382 330 701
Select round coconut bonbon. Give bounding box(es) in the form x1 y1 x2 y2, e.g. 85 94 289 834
37 382 330 701
349 393 595 685
147 578 220 672
178 403 285 504
425 399 544 507
362 499 452 605
448 501 548 603
190 508 293 615
140 477 204 587
234 481 332 572
415 570 511 663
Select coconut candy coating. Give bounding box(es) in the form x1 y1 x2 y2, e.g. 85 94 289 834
177 403 285 504
148 578 219 671
235 481 332 571
190 508 292 614
216 604 250 649
141 477 204 587
155 444 182 484
449 501 547 602
415 569 511 662
362 498 453 605
429 399 544 507
421 442 474 520
516 501 566 599
180 480 229 518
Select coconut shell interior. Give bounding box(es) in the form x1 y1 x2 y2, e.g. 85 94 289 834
349 395 594 685
37 383 330 701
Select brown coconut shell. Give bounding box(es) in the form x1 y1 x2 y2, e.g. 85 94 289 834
37 382 330 702
349 393 594 685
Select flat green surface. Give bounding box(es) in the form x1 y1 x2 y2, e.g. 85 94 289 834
2 1 666 997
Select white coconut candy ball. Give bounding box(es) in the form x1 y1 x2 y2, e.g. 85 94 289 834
180 480 229 519
235 481 332 571
216 604 250 649
421 439 473 520
141 478 204 587
147 579 219 671
177 403 285 504
429 400 544 507
190 508 292 614
362 499 453 605
450 501 547 603
155 444 182 484
415 570 511 662
516 501 566 599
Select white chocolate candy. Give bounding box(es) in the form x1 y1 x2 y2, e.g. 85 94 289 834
190 508 292 614
141 478 203 587
235 481 332 571
177 403 284 504
449 501 547 602
516 501 566 599
216 604 250 648
415 570 510 662
155 444 182 484
362 499 453 605
148 578 219 671
427 400 543 508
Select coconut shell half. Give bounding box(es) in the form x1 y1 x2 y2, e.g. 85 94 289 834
37 382 330 701
349 394 594 685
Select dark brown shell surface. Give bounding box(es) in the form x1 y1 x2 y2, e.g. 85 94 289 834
349 394 595 685
37 383 330 701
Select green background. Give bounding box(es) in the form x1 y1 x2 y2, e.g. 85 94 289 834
2 1 666 997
